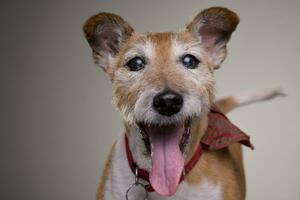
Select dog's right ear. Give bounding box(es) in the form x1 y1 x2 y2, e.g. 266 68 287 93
186 7 239 69
83 13 134 75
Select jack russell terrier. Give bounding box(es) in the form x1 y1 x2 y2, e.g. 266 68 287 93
83 7 284 200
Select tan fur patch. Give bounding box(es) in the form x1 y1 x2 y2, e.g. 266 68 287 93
185 144 245 200
96 141 117 200
214 97 238 114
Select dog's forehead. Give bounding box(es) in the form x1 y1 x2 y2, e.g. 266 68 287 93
145 32 173 60
139 31 199 47
120 31 202 59
146 32 173 44
121 32 174 53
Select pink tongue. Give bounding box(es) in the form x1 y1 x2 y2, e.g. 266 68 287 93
146 124 184 196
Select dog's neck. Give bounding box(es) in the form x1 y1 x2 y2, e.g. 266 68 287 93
124 116 208 171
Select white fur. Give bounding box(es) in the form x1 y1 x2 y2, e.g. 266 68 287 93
104 138 222 200
233 87 286 106
171 36 204 62
128 126 152 170
112 38 155 125
123 38 154 64
134 88 202 125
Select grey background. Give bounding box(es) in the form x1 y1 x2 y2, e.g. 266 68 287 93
1 0 299 199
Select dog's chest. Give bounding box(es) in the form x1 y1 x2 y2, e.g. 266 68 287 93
103 139 222 200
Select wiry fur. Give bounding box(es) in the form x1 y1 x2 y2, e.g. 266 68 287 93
83 7 284 200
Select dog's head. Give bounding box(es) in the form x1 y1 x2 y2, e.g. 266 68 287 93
83 7 239 196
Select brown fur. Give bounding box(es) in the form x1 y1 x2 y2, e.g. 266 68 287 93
215 96 238 114
186 7 239 37
185 144 245 199
184 114 246 199
83 12 134 48
84 7 247 200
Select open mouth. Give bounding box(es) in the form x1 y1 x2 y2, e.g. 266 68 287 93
137 117 192 196
138 118 192 154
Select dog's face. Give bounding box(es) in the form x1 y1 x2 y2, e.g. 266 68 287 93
112 31 214 128
83 7 239 196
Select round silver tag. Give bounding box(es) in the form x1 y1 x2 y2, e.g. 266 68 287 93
125 182 148 200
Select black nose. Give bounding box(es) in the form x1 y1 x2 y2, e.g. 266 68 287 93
153 91 183 116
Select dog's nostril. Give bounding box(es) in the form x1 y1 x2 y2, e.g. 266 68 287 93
153 91 183 116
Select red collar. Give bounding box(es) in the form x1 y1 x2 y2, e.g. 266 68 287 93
124 105 253 192
124 134 203 192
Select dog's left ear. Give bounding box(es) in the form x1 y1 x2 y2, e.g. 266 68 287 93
186 7 239 69
83 13 134 78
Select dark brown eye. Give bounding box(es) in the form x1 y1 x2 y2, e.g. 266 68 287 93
126 57 145 71
181 54 200 69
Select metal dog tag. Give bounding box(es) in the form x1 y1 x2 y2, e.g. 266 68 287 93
125 168 149 200
125 182 148 200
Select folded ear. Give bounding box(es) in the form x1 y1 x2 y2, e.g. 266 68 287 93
186 7 239 69
83 13 134 74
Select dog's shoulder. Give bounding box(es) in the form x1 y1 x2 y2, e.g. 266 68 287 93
185 144 246 200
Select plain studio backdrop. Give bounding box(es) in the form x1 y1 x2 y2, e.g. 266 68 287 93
1 0 299 199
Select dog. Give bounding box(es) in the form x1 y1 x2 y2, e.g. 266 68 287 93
83 7 284 200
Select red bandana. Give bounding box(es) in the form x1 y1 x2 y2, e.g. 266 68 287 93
124 105 254 192
201 105 254 150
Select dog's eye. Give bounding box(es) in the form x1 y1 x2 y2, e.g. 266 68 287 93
126 57 145 71
181 54 200 69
